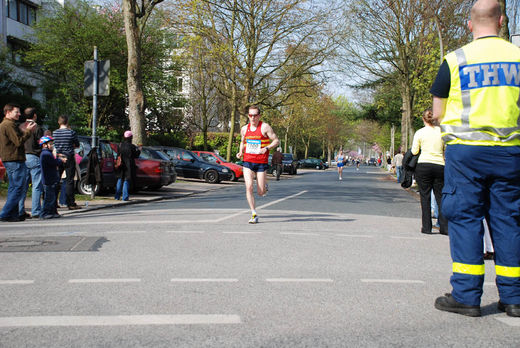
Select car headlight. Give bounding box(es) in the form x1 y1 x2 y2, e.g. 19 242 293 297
222 168 229 173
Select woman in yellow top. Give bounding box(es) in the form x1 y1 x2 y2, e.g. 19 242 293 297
411 109 448 236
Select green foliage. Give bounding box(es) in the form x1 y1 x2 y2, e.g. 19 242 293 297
147 132 189 149
24 0 185 134
192 132 241 159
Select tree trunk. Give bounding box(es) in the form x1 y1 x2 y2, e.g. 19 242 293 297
226 84 237 162
123 0 146 145
498 0 510 41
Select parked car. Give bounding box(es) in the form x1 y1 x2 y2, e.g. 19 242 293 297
273 153 298 175
299 158 328 170
192 151 243 181
140 147 177 188
110 143 173 191
0 158 5 182
151 146 232 184
76 136 117 195
368 157 377 166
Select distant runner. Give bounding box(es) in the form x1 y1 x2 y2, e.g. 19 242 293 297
237 105 279 224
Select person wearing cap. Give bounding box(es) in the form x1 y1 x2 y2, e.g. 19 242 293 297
39 136 66 219
114 131 140 201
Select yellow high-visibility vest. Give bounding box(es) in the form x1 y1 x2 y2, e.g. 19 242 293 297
442 37 520 146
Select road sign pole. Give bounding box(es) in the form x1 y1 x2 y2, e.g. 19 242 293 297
92 46 98 149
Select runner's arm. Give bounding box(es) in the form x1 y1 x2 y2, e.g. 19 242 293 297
236 126 246 159
260 123 279 154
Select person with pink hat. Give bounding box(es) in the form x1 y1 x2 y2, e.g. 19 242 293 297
114 130 140 201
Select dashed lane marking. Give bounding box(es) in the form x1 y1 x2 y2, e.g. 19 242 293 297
170 278 239 283
222 232 262 234
0 280 34 285
391 236 428 240
266 278 333 283
361 279 425 284
280 232 320 236
68 279 141 283
0 314 242 327
335 234 374 238
496 317 520 326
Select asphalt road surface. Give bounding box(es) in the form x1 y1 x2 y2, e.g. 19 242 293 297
1 166 519 347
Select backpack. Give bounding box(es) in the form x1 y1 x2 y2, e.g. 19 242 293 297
114 143 122 170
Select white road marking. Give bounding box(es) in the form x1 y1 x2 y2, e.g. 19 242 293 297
215 190 308 223
222 232 262 234
9 220 217 228
68 279 141 283
0 314 242 327
0 280 34 285
391 236 428 240
170 278 239 283
496 317 520 326
280 232 319 236
361 279 425 284
335 234 374 238
266 278 333 283
366 171 387 175
165 231 206 234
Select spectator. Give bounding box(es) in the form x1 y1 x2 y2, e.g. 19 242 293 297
411 109 448 236
0 103 36 222
53 115 81 210
392 151 404 183
114 131 140 201
18 107 44 219
271 147 283 181
39 136 66 219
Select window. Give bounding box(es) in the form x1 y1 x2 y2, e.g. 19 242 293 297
7 0 37 25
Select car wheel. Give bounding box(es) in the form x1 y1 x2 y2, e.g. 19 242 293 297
78 176 100 196
205 169 220 184
272 168 278 177
292 168 297 175
230 171 237 182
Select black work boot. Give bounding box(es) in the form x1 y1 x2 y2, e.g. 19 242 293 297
498 301 520 317
434 293 481 317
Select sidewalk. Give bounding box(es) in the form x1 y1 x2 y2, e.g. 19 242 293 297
0 180 228 218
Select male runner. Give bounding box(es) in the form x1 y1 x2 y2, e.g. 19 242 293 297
236 105 279 223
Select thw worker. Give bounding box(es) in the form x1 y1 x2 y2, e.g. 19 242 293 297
431 0 520 317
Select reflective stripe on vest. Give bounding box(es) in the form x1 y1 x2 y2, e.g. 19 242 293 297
441 38 520 146
496 265 520 278
453 262 485 276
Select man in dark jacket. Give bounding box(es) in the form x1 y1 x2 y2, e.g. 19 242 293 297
19 107 44 218
0 103 36 222
271 147 283 181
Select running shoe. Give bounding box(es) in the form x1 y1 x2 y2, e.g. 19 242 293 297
249 214 259 224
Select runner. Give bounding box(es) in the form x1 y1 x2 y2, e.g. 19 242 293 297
236 105 279 224
335 150 345 180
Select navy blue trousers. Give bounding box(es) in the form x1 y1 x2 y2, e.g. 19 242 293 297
443 145 520 306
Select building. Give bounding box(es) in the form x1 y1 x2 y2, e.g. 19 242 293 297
0 0 66 103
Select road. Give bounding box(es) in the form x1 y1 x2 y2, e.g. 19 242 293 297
0 166 519 347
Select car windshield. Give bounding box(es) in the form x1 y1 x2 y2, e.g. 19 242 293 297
200 153 217 163
214 153 227 162
153 150 171 161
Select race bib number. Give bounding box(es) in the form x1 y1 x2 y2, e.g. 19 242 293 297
245 139 261 154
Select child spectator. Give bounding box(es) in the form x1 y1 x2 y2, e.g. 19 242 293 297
39 136 66 219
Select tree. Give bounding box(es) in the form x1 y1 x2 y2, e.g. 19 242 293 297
122 0 165 145
340 0 470 150
24 1 182 135
179 0 340 160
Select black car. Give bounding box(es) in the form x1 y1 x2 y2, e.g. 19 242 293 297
150 146 232 183
299 158 328 170
76 136 117 195
273 153 299 175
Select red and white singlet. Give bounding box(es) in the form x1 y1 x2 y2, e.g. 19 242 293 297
243 121 270 164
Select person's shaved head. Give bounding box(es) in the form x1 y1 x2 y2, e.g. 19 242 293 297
471 0 501 27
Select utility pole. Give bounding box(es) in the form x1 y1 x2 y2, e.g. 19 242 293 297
391 124 395 157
